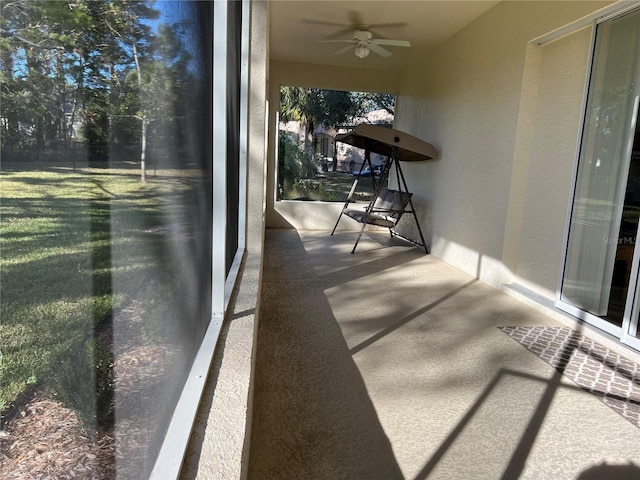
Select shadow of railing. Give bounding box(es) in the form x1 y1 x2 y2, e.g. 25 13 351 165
350 279 477 355
413 366 577 480
413 324 607 480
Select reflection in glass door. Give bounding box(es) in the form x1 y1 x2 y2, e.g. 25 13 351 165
559 8 640 350
622 117 640 349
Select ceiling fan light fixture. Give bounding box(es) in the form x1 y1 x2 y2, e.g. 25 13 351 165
355 45 370 58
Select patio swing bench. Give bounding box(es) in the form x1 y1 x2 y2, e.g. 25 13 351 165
331 124 437 254
342 187 411 229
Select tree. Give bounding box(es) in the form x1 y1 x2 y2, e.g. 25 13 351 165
280 86 315 152
0 0 77 150
100 0 159 182
280 86 356 131
0 0 195 173
279 86 396 174
280 86 357 155
351 92 395 118
0 0 118 155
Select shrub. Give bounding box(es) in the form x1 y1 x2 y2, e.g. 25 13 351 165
278 131 316 198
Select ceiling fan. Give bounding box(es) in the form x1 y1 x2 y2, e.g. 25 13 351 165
318 25 411 59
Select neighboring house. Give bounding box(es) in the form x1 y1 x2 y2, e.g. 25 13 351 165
335 108 394 171
279 108 394 172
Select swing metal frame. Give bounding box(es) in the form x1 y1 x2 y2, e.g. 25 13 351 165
330 124 437 254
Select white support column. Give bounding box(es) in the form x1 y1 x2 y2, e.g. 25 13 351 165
149 2 228 479
238 0 250 253
224 0 251 308
212 0 229 320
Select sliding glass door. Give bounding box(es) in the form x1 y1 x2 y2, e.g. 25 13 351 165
560 8 640 350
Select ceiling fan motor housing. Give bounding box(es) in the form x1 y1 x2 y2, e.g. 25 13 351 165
354 30 373 42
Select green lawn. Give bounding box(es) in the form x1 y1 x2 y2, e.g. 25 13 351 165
0 165 206 426
282 171 375 202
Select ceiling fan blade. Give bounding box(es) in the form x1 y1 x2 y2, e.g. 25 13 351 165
372 39 411 47
370 22 408 29
302 19 356 39
318 39 356 44
367 44 392 58
302 19 349 28
334 44 356 55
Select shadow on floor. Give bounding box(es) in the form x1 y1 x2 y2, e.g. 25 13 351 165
248 229 404 480
576 461 640 479
250 229 640 480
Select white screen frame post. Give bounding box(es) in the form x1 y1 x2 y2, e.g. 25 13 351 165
225 0 250 305
149 1 228 478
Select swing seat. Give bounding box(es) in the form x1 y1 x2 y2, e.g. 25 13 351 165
343 188 412 229
330 124 437 254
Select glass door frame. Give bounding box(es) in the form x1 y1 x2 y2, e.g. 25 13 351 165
621 211 640 350
557 5 640 351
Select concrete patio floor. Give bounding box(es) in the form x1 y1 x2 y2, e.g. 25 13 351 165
248 228 640 480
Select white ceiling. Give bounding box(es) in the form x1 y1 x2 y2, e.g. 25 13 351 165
269 1 500 71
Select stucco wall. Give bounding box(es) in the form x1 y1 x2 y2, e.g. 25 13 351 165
394 1 612 291
514 26 594 299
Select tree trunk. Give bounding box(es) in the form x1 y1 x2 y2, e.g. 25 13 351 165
107 61 119 147
132 41 147 183
140 117 147 183
25 46 44 150
72 51 85 145
56 50 68 143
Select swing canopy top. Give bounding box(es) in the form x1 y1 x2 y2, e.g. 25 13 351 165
335 124 437 162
